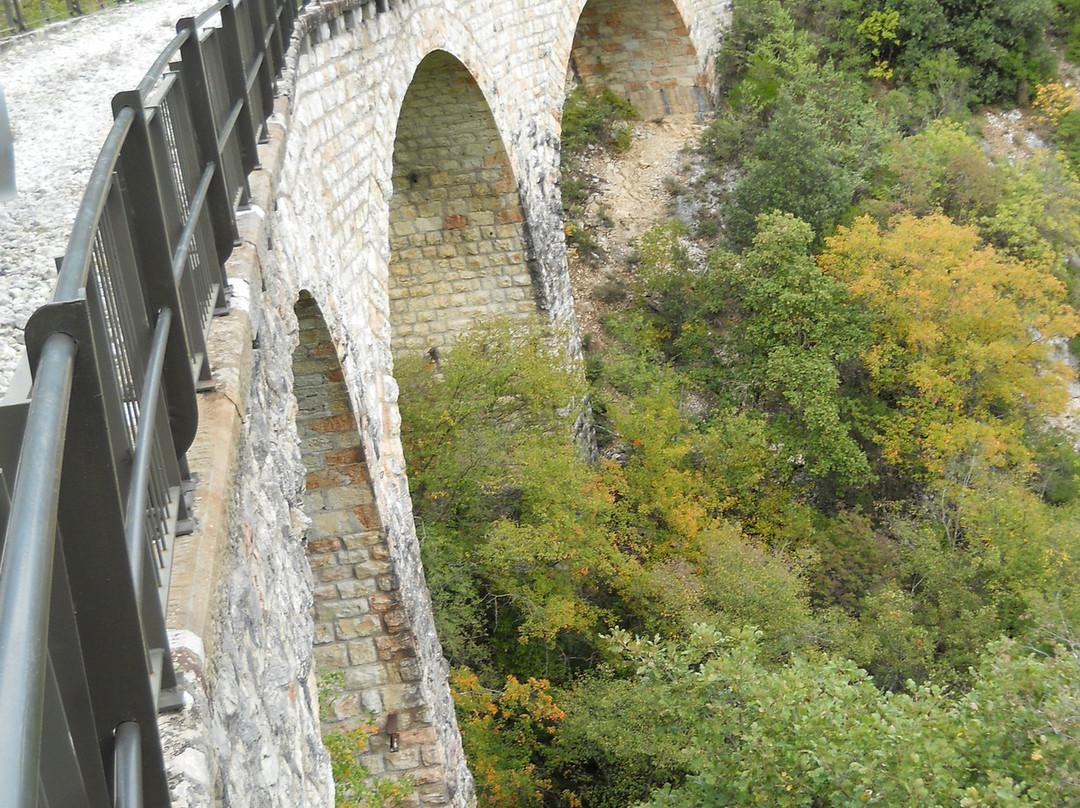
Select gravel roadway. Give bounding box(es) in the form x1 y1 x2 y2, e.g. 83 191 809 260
0 0 212 396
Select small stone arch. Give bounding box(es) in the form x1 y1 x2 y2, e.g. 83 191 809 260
291 290 452 805
388 49 539 360
568 0 708 119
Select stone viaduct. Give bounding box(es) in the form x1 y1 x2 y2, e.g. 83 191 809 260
153 0 731 805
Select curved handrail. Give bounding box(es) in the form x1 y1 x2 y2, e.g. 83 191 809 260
0 332 76 808
54 107 135 301
0 0 300 804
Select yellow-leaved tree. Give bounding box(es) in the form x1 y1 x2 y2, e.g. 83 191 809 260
819 213 1080 478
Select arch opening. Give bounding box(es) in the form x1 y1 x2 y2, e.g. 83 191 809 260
569 0 706 119
388 50 538 360
292 291 450 804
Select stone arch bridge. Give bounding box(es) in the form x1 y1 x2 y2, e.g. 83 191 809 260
2 0 731 805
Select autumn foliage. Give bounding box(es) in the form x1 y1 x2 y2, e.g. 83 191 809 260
392 1 1080 805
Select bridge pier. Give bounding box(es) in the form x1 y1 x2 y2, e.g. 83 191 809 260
294 291 454 807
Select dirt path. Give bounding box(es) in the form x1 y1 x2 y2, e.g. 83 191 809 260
567 113 704 344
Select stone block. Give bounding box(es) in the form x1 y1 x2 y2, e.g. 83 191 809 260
307 536 344 555
314 598 366 622
322 486 366 511
353 504 381 529
306 469 345 490
347 638 379 665
419 784 451 806
313 642 348 669
343 662 389 690
382 608 410 633
385 747 422 772
375 634 417 662
400 725 438 747
324 447 361 467
336 614 381 639
317 565 353 583
312 510 353 535
312 581 340 601
411 765 449 785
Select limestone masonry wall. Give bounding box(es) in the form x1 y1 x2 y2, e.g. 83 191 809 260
295 291 453 806
571 0 708 119
388 51 536 358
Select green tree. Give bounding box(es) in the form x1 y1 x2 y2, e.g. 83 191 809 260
588 624 1080 807
397 319 613 676
727 104 864 247
708 213 875 486
819 213 1080 480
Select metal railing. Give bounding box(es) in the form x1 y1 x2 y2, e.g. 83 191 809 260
0 0 297 803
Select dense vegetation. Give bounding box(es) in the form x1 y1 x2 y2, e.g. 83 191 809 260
397 2 1080 805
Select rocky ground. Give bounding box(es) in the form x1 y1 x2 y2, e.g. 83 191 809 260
565 112 704 346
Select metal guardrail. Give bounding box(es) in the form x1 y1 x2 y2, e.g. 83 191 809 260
0 0 297 803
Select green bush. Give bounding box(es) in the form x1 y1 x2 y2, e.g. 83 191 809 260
560 86 638 159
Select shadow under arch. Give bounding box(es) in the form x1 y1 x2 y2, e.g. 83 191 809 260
568 0 708 119
388 49 538 360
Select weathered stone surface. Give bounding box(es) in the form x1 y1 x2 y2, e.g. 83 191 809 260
572 0 711 119
160 111 333 808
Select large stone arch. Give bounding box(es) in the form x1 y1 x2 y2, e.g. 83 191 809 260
388 50 538 359
292 289 457 806
568 0 709 118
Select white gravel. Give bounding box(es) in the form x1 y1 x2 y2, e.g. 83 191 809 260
0 0 213 397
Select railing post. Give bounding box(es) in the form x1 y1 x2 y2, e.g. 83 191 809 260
2 0 26 33
218 0 261 178
177 16 243 270
265 0 285 76
112 90 201 454
246 0 275 125
279 0 296 50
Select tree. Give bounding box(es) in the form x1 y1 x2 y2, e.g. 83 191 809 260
396 319 616 677
727 103 864 248
590 624 1080 807
818 213 1080 479
452 671 575 808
